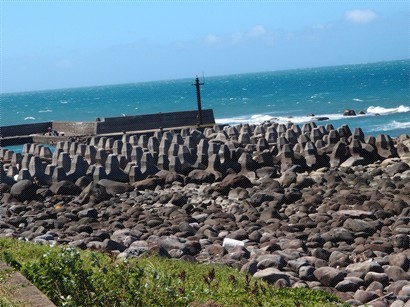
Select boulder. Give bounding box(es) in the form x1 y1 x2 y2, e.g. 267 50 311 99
313 267 346 287
186 169 215 184
253 268 291 284
343 109 356 116
79 182 111 203
50 180 82 196
133 177 165 190
97 179 133 196
220 174 253 189
386 161 410 176
10 179 38 201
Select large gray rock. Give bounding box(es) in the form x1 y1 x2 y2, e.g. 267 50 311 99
220 174 253 189
253 268 291 284
10 179 38 201
97 179 133 196
389 253 409 271
386 161 410 176
133 177 165 190
313 267 345 287
343 218 377 234
79 182 111 203
186 169 215 184
346 261 384 274
50 180 82 196
335 277 364 292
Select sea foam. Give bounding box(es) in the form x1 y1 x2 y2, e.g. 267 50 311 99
372 120 410 132
367 105 410 114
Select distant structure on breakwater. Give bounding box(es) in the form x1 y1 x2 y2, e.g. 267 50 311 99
0 109 216 147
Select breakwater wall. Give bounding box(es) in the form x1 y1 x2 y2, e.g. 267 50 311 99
0 109 215 146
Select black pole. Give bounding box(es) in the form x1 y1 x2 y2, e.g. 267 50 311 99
193 76 204 126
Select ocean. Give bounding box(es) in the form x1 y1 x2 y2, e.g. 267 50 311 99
1 59 409 138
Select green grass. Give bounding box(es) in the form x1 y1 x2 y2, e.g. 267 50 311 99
0 237 347 306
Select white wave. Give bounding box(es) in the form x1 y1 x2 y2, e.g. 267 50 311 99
60 101 68 104
216 112 367 126
367 105 410 114
353 98 363 102
39 109 53 113
371 120 410 132
24 116 35 120
216 104 410 126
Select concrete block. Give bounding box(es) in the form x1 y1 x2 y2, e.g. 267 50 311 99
376 134 397 158
121 142 132 162
40 147 53 159
18 169 32 181
21 154 33 170
157 154 170 170
140 152 158 177
238 132 251 145
129 165 144 183
96 148 108 166
265 128 278 144
57 152 71 173
63 141 72 153
69 142 78 157
104 138 114 151
129 135 138 146
131 146 144 165
76 144 87 157
52 166 66 183
159 137 171 156
66 155 88 182
22 143 32 154
93 165 108 182
85 145 97 165
353 127 365 143
172 133 184 145
112 140 123 155
285 129 298 145
168 155 182 174
105 154 128 182
138 134 148 148
11 152 23 168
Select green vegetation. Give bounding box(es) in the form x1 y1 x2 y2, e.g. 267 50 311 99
0 238 346 306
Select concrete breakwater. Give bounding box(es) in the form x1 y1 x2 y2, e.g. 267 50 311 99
1 120 410 306
0 109 215 146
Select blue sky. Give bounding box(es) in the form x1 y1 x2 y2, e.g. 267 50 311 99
1 1 408 93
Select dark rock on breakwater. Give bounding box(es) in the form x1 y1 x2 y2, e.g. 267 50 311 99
1 121 410 306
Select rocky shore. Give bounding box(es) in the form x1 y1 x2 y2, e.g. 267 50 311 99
1 121 409 306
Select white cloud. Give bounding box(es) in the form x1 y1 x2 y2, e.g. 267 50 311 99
344 9 378 23
247 25 266 37
312 23 333 30
204 24 268 45
204 34 221 44
231 32 244 44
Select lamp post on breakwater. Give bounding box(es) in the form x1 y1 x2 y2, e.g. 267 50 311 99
192 75 204 126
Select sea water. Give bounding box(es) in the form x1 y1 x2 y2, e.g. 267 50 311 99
1 59 409 138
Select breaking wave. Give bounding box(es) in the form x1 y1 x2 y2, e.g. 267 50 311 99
371 120 410 132
367 105 410 115
216 105 410 126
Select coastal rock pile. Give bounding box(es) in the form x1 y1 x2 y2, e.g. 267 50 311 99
1 121 409 306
